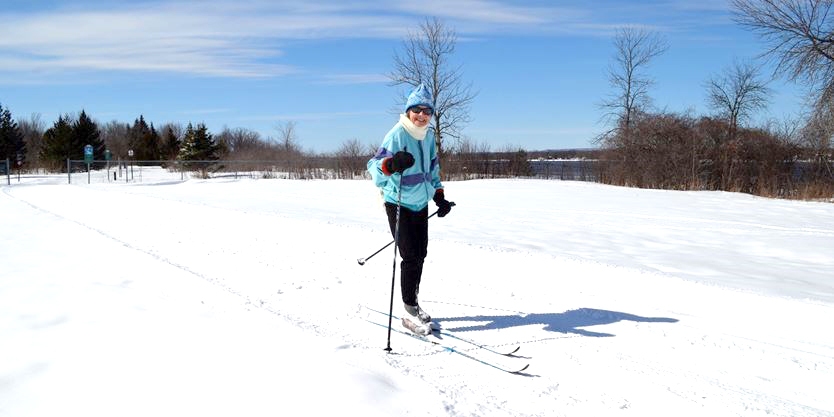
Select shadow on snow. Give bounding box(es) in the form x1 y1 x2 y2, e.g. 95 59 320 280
437 308 679 338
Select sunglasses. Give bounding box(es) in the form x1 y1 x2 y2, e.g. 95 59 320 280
410 106 434 116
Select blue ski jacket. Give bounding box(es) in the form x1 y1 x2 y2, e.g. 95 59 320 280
368 120 443 212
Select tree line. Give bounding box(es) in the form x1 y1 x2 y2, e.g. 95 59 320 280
593 1 834 199
1 98 830 198
0 106 333 177
0 102 542 181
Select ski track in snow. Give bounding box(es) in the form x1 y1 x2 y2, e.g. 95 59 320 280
3 177 834 417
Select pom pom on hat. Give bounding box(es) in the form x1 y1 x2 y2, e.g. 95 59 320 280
405 83 434 113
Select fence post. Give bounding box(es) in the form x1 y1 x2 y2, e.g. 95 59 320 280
67 159 71 184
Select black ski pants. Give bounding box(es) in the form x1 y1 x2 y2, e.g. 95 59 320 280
385 203 428 307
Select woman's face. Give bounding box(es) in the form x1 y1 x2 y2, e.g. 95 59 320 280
408 106 433 128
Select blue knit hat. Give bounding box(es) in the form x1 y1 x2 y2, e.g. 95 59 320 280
405 83 434 113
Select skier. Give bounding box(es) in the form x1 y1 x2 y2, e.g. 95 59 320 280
367 83 454 333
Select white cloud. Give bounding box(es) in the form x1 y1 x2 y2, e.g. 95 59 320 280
178 108 233 116
0 0 733 80
314 73 390 85
235 110 382 123
393 0 552 25
0 4 300 78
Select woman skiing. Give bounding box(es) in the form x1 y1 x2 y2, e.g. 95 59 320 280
367 83 453 332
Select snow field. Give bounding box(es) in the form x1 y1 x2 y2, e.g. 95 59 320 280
2 173 833 416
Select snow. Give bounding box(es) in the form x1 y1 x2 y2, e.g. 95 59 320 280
2 169 833 416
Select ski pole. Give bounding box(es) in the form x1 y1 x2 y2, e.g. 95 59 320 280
357 202 455 266
385 174 404 352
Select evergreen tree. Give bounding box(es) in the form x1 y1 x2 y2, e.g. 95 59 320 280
145 123 161 160
0 103 26 167
40 115 75 169
178 123 219 161
160 125 181 160
40 111 104 170
128 115 161 160
73 110 104 159
178 123 219 176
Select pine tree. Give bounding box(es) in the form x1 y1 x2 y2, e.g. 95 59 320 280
40 111 104 171
40 115 74 170
160 125 181 161
178 123 219 176
0 103 26 168
73 110 104 160
128 115 161 160
145 123 161 160
178 123 219 161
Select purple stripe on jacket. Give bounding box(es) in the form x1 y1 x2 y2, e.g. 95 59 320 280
373 147 393 160
401 172 432 186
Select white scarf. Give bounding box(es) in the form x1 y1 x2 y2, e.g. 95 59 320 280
399 113 428 140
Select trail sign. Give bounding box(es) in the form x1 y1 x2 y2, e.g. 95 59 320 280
84 145 94 164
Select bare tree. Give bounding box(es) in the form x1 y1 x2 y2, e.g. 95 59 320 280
702 60 775 191
100 120 130 159
18 113 45 168
599 27 668 136
335 138 368 178
597 27 668 185
273 120 304 176
446 136 492 179
805 97 834 148
275 121 301 155
217 127 262 155
705 60 771 140
802 81 834 182
800 97 834 179
733 0 834 187
389 17 476 156
732 0 834 104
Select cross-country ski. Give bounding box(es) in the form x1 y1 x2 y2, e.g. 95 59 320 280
364 317 531 375
364 305 523 357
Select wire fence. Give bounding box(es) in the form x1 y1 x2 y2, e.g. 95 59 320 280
5 157 831 202
64 159 371 184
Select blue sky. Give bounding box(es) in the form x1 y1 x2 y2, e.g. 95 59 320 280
0 0 810 152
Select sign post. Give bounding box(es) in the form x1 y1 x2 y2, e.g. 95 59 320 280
16 153 22 182
84 144 93 184
2 158 8 185
104 149 112 181
127 149 134 183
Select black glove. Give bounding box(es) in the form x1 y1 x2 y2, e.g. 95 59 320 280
385 151 414 174
433 189 453 217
